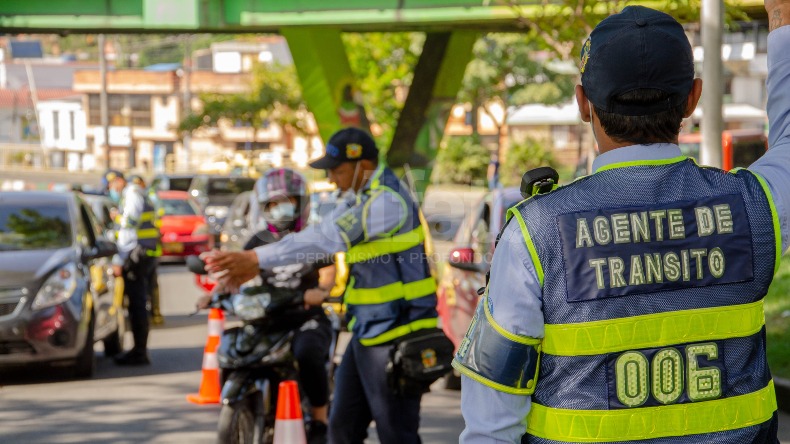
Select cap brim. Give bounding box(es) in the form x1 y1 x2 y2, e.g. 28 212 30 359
309 156 344 170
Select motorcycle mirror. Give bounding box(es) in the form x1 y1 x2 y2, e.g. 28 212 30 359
186 255 208 275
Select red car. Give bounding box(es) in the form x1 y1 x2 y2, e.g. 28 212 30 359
156 191 211 257
436 187 522 388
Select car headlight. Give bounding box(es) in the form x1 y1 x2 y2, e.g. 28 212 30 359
32 263 78 310
205 206 228 219
192 224 209 236
231 292 271 321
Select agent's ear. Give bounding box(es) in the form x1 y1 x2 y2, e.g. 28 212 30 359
684 78 703 118
576 85 592 123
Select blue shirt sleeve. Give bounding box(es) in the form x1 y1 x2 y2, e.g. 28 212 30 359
254 189 407 269
459 220 544 443
750 25 790 254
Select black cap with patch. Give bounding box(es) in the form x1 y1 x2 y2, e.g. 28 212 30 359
580 6 694 116
309 127 379 170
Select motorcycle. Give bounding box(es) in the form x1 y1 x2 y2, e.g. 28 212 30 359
187 256 340 444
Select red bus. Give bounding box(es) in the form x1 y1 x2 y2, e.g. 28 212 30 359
678 129 768 171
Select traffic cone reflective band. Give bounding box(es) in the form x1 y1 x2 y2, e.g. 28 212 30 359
187 308 224 404
273 380 306 444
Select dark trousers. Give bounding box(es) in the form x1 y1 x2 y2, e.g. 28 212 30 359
293 316 333 408
123 254 155 353
328 337 422 444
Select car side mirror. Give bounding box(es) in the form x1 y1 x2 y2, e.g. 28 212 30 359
83 238 118 261
448 247 485 273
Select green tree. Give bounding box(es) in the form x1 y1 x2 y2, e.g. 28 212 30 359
432 137 491 186
179 63 310 153
343 32 424 152
5 209 70 249
502 0 749 62
499 138 557 187
460 33 576 160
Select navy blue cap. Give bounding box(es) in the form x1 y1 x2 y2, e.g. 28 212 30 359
580 6 694 116
310 127 379 170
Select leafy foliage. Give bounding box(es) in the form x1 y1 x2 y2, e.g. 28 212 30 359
179 63 309 139
432 137 491 186
501 0 750 62
4 209 70 249
461 34 575 117
343 32 424 151
499 138 557 186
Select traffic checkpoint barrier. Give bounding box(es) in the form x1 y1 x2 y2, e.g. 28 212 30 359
273 380 306 444
187 308 224 404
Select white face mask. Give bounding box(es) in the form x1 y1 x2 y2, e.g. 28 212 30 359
268 201 296 221
340 161 363 202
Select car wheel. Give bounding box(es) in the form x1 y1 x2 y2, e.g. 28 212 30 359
73 316 95 379
103 308 127 358
444 369 462 390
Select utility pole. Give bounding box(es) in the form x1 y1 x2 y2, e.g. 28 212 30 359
99 34 111 169
182 35 192 172
701 0 724 168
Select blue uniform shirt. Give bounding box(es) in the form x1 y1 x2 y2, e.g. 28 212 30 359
460 25 790 443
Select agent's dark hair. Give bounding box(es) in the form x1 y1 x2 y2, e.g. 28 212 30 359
594 89 686 144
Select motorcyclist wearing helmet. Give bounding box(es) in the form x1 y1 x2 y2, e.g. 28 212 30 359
245 167 334 443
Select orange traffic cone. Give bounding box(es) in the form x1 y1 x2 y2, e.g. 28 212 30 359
187 308 224 404
273 380 306 444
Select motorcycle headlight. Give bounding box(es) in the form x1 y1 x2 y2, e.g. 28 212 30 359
32 263 78 310
231 292 271 321
192 223 209 236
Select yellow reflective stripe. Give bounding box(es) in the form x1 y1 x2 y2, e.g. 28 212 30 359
483 296 541 346
404 277 437 300
345 281 403 305
346 226 424 264
748 170 782 275
137 228 160 239
359 318 438 346
595 156 689 173
140 212 155 223
543 300 765 356
451 359 537 396
527 380 777 442
509 210 544 287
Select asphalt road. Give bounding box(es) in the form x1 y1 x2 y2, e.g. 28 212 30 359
0 263 463 444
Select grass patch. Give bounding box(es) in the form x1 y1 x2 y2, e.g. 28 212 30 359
766 254 790 379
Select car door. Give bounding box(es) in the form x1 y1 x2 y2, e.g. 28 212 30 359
77 202 116 341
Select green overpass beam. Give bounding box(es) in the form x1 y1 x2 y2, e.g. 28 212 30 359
282 28 368 142
1 0 767 33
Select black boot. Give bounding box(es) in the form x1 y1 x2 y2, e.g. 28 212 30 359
306 420 327 444
113 349 150 366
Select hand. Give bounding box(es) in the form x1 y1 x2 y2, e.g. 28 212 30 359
304 287 329 308
201 250 260 292
113 265 123 277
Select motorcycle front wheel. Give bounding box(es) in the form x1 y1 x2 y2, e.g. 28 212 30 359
217 396 268 444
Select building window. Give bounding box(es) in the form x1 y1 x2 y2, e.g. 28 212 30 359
68 111 75 142
88 94 152 127
52 111 59 141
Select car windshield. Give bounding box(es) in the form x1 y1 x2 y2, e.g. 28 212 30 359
161 198 199 216
207 178 255 196
168 178 193 192
0 203 72 251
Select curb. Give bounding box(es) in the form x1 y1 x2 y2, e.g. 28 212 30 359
775 377 790 413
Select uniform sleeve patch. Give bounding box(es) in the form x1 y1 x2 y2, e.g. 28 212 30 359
335 204 366 248
558 194 754 302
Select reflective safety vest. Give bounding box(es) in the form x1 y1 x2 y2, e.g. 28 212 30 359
455 157 779 443
118 187 162 257
340 165 438 346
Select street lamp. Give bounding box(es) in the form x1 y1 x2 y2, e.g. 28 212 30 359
121 103 135 169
